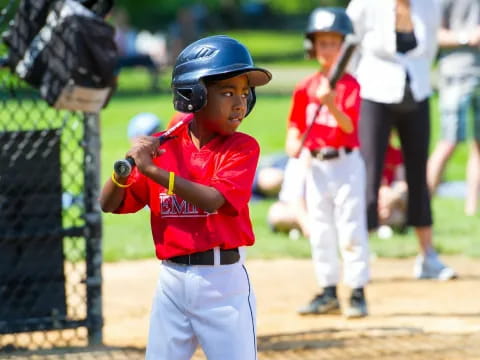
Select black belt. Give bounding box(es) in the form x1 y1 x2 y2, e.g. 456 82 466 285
168 248 240 265
311 147 353 161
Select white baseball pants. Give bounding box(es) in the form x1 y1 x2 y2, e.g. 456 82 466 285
306 150 370 289
145 251 257 360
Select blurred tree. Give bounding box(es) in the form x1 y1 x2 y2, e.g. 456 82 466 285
113 0 181 31
111 0 350 31
267 0 349 14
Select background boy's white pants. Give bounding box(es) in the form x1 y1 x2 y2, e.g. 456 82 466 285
145 257 257 360
306 150 370 289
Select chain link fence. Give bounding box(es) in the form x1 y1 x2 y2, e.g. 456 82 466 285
0 0 103 354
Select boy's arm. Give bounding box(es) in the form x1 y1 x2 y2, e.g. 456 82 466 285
128 135 225 213
145 167 226 214
285 127 303 157
316 77 354 134
285 86 308 158
99 175 129 212
100 136 158 213
438 25 480 48
100 135 226 214
126 135 258 215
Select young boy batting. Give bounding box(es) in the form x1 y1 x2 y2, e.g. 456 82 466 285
286 7 370 318
100 35 271 360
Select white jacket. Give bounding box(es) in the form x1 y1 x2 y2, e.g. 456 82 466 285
346 0 441 103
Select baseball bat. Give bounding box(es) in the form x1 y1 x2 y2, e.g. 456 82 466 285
294 37 358 157
113 116 193 177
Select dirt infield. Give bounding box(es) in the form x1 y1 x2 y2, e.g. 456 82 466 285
3 255 479 359
6 332 480 359
99 255 480 359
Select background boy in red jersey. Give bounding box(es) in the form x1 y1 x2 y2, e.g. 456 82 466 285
99 35 271 360
286 7 369 318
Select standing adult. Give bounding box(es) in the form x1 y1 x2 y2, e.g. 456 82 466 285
427 0 480 216
346 0 456 280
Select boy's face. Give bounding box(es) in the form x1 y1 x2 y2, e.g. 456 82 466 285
198 74 250 135
312 32 343 69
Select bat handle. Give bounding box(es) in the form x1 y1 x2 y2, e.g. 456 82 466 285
112 127 182 178
114 157 135 177
113 136 163 178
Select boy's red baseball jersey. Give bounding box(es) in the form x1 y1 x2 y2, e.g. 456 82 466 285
114 124 260 259
288 72 361 150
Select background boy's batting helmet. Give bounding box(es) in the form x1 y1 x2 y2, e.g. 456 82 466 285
127 112 162 140
304 7 354 57
171 35 271 115
306 7 354 37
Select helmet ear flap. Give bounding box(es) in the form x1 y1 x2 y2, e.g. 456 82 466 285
173 81 207 113
245 87 256 117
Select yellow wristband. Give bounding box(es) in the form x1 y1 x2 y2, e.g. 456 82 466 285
167 171 175 195
111 171 133 188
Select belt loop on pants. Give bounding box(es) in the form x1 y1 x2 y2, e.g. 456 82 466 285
168 247 240 265
310 147 353 161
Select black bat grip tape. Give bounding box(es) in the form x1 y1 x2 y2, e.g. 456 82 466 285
112 134 175 177
114 157 135 178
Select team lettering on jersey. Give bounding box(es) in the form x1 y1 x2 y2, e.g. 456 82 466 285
160 194 215 217
306 103 337 128
304 83 358 129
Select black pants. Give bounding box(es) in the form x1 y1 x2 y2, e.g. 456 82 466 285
359 98 432 230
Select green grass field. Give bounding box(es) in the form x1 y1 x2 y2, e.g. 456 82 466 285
100 88 479 262
100 29 478 261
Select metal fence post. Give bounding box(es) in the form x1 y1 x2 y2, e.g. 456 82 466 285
84 113 103 346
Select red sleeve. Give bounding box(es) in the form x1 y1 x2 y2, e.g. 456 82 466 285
210 136 260 216
288 84 308 133
340 77 361 126
114 167 150 214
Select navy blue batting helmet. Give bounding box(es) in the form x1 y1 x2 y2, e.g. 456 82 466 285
171 35 272 115
304 7 354 58
306 7 354 37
